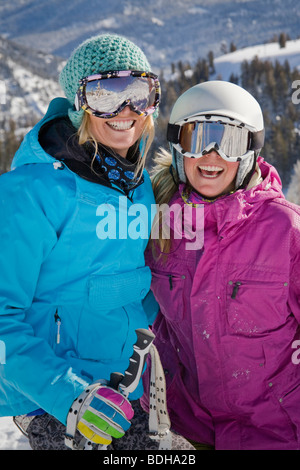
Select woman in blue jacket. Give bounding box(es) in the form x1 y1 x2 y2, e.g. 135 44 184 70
0 33 191 451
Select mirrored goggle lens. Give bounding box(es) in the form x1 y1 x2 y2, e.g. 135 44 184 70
179 121 251 159
85 75 157 115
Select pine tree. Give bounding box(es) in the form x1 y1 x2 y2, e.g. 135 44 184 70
207 51 215 74
279 32 287 49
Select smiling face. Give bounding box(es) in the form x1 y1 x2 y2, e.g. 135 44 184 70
88 105 147 158
184 150 240 198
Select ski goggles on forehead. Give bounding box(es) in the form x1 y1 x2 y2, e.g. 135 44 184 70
75 70 160 118
167 117 264 162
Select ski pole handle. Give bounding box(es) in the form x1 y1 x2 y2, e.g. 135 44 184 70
84 329 154 451
110 328 155 397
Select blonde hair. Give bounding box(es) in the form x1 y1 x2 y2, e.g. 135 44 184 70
149 147 179 256
77 112 155 179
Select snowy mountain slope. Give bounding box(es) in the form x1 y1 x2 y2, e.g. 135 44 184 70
1 32 300 145
214 37 300 81
0 36 64 138
0 0 300 73
1 0 300 140
1 0 300 139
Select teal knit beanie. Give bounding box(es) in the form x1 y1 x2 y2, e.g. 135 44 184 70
59 34 153 128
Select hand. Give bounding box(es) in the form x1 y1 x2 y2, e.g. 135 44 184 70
74 385 134 446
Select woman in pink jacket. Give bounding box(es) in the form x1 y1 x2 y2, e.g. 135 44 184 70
141 80 300 450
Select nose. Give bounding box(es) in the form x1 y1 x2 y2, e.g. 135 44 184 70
117 105 134 117
204 150 221 158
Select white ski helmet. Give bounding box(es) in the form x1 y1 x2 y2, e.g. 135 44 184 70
167 80 265 189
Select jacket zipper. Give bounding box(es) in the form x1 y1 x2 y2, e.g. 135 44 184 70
54 310 62 344
152 271 185 291
168 274 186 290
231 282 242 299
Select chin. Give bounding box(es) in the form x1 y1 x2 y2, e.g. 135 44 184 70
196 187 225 199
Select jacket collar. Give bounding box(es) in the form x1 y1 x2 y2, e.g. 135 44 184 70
38 116 144 197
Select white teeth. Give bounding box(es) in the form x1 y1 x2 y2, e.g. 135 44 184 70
198 164 224 178
198 165 223 171
107 120 134 130
200 174 219 178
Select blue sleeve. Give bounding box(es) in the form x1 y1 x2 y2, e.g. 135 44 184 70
142 289 159 326
0 170 88 424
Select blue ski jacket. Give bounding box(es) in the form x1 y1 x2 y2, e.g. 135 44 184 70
0 98 158 425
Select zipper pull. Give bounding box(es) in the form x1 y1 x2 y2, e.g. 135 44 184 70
231 282 242 299
169 275 173 291
54 311 61 344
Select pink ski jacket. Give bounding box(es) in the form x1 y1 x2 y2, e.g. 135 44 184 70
142 157 300 450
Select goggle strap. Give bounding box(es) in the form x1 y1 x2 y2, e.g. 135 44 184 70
250 129 265 150
167 123 180 144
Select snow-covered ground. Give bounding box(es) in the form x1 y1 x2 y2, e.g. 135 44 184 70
213 38 300 81
0 416 31 450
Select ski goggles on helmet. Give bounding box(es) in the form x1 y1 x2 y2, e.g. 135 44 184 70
75 70 160 118
167 116 264 162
